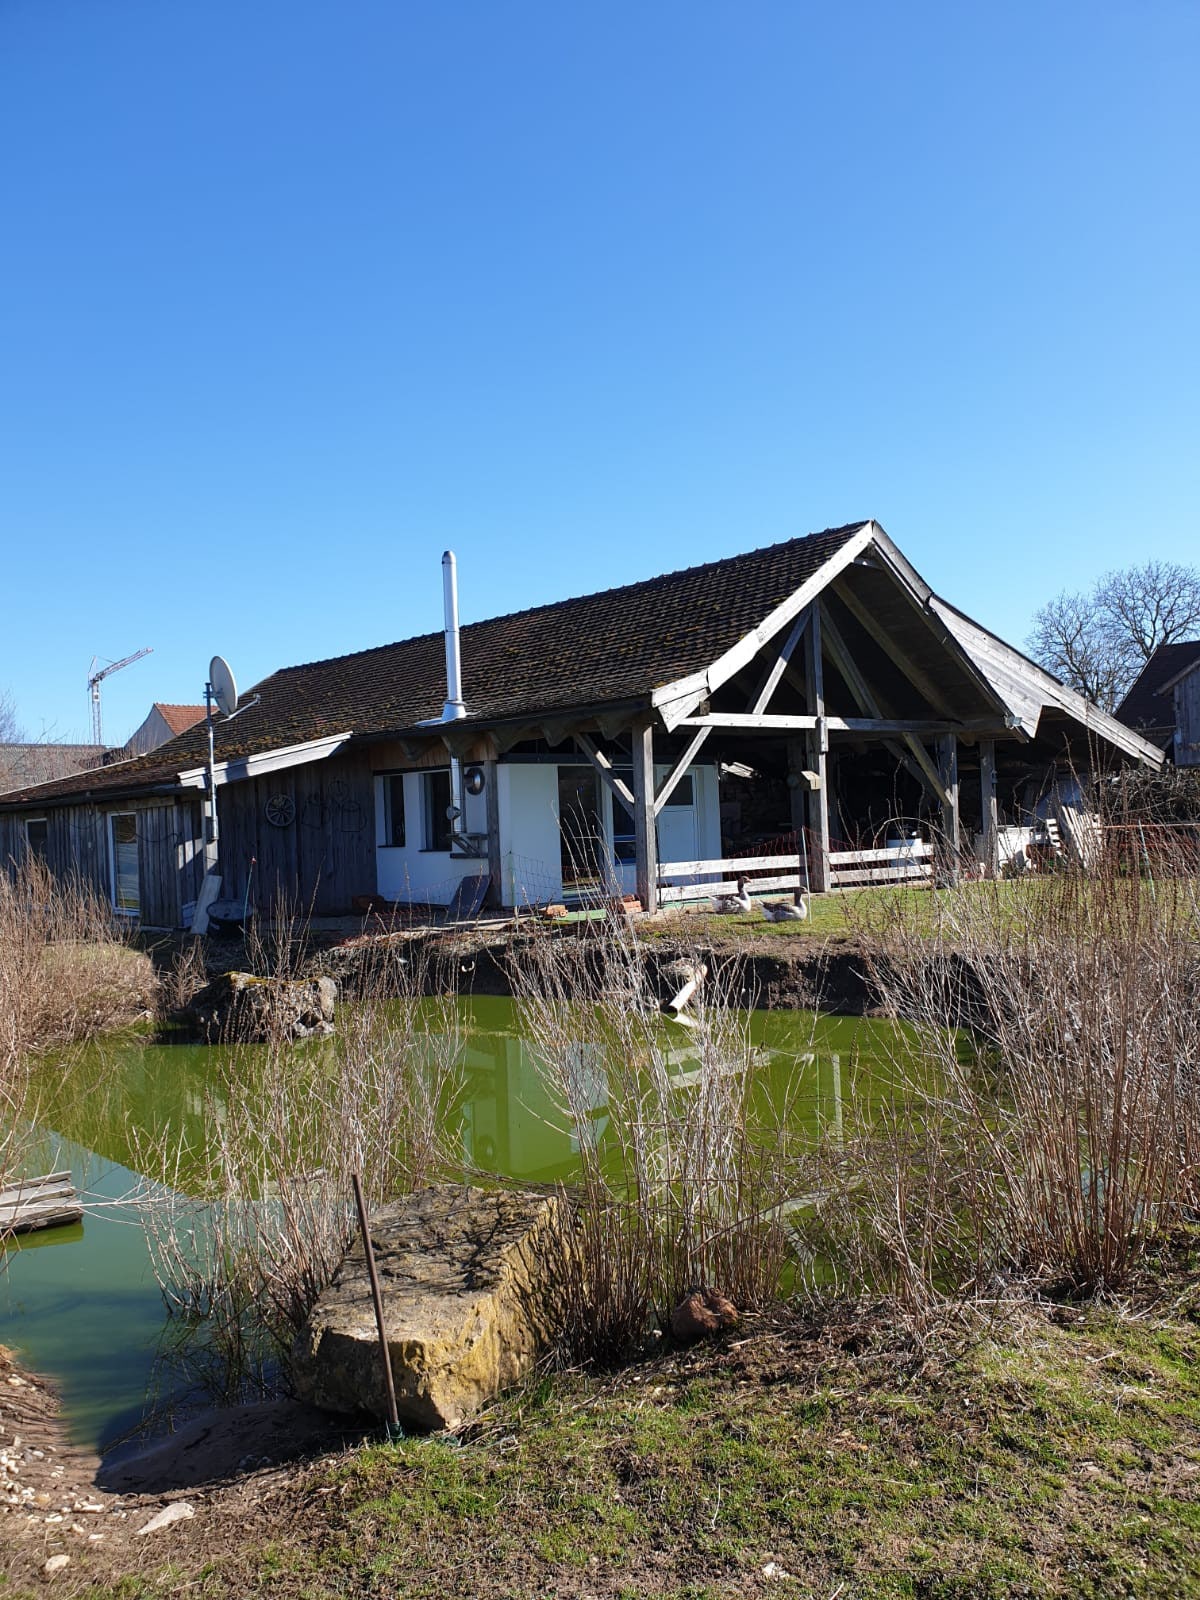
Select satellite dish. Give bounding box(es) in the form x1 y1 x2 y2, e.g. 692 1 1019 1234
209 655 239 717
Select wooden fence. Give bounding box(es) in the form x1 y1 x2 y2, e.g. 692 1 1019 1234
658 839 933 902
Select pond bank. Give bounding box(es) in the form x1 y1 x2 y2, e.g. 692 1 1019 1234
155 919 878 1017
6 1230 1200 1597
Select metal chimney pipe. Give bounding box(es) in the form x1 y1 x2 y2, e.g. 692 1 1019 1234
441 549 467 722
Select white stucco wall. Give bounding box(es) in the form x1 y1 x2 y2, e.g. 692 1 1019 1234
374 769 486 904
376 758 721 908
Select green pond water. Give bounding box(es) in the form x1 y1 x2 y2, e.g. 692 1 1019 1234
2 998 910 1454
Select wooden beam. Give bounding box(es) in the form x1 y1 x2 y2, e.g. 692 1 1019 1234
675 712 993 736
979 738 998 879
818 605 952 807
937 733 961 881
631 719 658 913
805 604 832 893
575 734 636 819
748 610 809 715
653 726 712 816
831 578 959 717
483 758 503 907
650 523 876 723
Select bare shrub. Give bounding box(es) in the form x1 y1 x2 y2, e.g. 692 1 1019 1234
827 835 1200 1301
0 858 154 1185
139 943 467 1388
511 922 817 1362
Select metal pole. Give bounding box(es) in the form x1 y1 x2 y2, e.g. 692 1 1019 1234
351 1172 400 1434
204 681 219 874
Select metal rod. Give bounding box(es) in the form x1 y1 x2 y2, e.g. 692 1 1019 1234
351 1172 399 1433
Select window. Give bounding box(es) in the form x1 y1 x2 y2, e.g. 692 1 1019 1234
109 812 139 914
25 818 48 859
421 769 453 852
661 774 694 808
382 775 406 847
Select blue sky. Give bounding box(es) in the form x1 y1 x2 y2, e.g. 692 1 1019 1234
2 1 1197 744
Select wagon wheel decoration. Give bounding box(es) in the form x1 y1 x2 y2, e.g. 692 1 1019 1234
264 793 296 828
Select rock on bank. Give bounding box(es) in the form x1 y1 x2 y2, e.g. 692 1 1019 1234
293 1185 568 1431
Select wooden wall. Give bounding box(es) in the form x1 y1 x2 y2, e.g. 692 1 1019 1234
0 795 204 929
2 748 379 926
213 748 377 917
1175 666 1200 767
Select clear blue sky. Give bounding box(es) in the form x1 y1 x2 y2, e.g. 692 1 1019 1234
2 1 1197 744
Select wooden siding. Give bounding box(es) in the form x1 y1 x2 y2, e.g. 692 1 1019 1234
0 796 204 928
213 747 377 916
1175 665 1200 767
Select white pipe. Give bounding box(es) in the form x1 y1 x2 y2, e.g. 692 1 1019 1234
441 550 467 722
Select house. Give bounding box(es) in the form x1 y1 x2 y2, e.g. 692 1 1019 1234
123 703 207 759
1116 642 1200 766
0 521 1163 927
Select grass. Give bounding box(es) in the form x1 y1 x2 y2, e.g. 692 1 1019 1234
49 1232 1200 1599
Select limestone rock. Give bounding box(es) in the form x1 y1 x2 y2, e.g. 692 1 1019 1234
188 971 338 1041
136 1501 195 1536
293 1185 569 1431
669 1288 740 1344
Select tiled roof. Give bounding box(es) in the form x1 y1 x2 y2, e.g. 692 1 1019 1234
1115 641 1200 743
154 703 207 736
0 524 866 808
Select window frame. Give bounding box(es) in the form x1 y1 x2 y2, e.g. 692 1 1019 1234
420 769 453 853
25 817 49 859
108 810 140 915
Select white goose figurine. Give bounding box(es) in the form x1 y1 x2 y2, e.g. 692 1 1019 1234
712 875 754 915
763 893 810 923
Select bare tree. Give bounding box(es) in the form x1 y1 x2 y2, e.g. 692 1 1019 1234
1027 560 1200 711
0 689 23 745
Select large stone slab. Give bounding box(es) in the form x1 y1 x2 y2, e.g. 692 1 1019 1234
292 1185 568 1431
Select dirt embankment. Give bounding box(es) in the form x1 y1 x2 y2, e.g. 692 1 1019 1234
283 923 877 1016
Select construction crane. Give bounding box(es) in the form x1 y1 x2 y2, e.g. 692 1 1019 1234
88 647 153 746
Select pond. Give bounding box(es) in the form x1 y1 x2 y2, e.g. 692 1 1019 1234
2 998 910 1455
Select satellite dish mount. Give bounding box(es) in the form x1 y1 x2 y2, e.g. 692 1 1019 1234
202 656 261 870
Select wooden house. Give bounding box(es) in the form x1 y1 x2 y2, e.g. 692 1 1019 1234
0 522 1164 926
1117 643 1200 768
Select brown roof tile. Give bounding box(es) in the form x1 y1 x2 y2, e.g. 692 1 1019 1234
0 523 866 808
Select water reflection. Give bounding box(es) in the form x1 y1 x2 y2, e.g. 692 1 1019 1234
4 998 903 1452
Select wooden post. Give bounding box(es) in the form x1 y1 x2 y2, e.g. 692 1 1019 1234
979 739 998 879
631 718 659 913
483 759 502 907
936 733 961 883
804 606 832 893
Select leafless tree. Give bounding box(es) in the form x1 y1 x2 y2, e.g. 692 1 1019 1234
1026 560 1200 710
0 688 22 745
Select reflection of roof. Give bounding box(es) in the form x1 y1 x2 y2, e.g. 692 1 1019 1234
154 703 206 736
0 524 866 806
1116 641 1200 745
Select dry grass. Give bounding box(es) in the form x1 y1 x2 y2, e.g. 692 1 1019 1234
138 940 468 1397
821 831 1200 1303
0 857 154 1188
511 922 819 1362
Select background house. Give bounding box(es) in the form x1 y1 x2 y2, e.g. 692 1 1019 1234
0 521 1163 927
1116 641 1200 763
123 703 206 759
